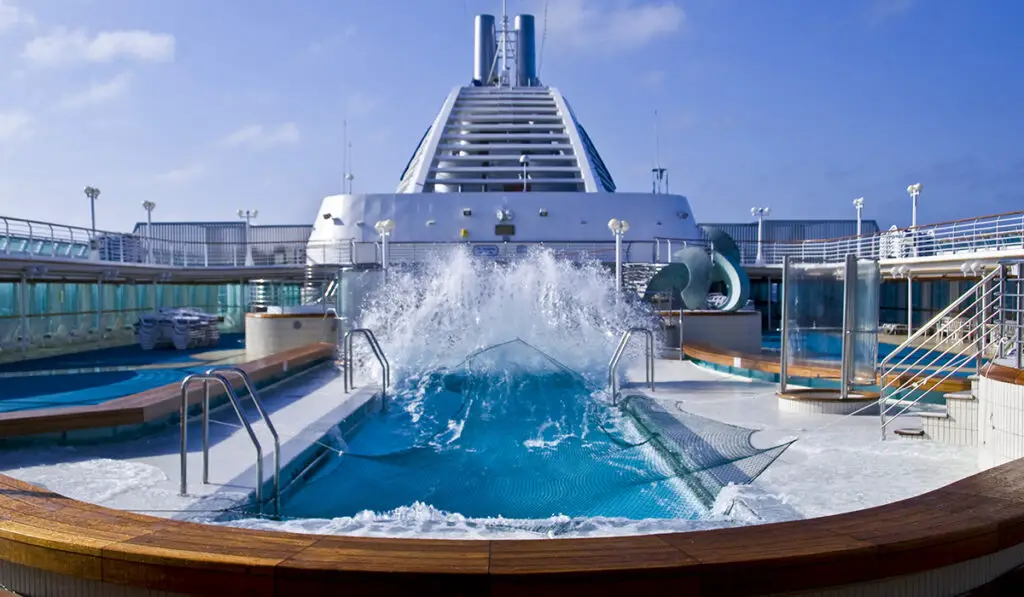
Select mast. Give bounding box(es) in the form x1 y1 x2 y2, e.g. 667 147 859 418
652 110 668 194
342 119 348 192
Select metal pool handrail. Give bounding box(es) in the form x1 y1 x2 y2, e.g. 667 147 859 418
205 365 281 517
608 327 655 404
179 373 265 515
343 328 391 404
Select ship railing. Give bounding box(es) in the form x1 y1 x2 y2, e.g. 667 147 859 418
3 209 1024 268
878 266 1013 439
608 327 655 405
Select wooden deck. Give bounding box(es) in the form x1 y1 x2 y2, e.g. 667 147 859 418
0 347 1022 594
0 343 336 439
683 343 972 394
0 424 1023 594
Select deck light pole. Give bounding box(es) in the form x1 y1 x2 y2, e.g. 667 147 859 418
519 154 530 192
906 183 922 230
142 201 156 263
907 183 922 258
751 206 770 265
853 197 864 256
374 219 395 282
608 218 630 293
237 209 258 266
84 186 100 245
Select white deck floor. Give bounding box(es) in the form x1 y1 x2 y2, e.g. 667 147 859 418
0 364 377 518
0 359 981 539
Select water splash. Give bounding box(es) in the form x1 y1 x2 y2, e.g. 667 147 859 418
354 246 656 383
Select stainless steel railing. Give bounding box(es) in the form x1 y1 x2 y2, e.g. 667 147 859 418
342 327 391 406
204 365 281 516
608 327 655 405
178 372 275 516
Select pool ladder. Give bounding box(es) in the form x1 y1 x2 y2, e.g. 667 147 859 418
178 366 281 517
342 328 390 405
608 328 656 405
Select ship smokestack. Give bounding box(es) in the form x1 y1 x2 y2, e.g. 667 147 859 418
515 14 537 87
473 14 497 85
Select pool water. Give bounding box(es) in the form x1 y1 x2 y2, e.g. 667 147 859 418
0 334 245 412
761 331 973 374
281 342 706 521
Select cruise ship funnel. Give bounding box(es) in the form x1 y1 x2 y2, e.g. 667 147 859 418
473 14 497 84
515 14 537 87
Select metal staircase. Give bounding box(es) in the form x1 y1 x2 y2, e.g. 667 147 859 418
879 265 1012 439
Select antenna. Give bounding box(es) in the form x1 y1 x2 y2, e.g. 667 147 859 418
538 0 548 79
501 0 509 86
342 119 348 193
651 109 668 194
346 141 354 193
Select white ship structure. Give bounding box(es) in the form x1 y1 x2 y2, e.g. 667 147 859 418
306 9 701 252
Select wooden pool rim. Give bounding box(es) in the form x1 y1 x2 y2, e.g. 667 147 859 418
0 364 1023 594
682 343 972 394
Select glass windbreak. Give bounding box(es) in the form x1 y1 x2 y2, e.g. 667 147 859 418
851 259 880 384
784 262 847 376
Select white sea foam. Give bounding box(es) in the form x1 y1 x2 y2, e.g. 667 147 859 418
213 490 778 540
354 246 655 383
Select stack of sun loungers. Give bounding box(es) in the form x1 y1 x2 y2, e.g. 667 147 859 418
135 307 221 351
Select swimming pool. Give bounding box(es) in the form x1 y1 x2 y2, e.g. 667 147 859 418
277 341 787 524
0 334 245 413
761 331 974 374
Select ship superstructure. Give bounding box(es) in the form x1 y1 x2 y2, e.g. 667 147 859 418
307 6 700 246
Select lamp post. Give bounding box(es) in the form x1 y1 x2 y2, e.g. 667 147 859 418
237 209 258 266
345 173 355 194
751 206 770 265
906 183 922 258
607 218 630 293
84 186 100 243
142 201 156 264
519 154 530 192
906 183 922 229
374 219 396 283
853 197 864 256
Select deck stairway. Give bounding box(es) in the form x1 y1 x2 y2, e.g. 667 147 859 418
881 264 1017 442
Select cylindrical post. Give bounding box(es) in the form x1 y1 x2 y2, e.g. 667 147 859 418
179 384 188 496
907 274 913 339
998 264 1008 360
840 254 857 399
779 256 791 394
976 277 985 372
756 214 763 264
18 270 27 354
97 277 104 337
614 232 622 293
90 197 96 242
202 380 210 484
381 234 389 284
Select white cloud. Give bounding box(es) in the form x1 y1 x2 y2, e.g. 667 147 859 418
58 73 131 108
0 0 34 32
540 0 684 52
0 110 32 141
220 123 300 150
23 28 175 66
870 0 913 21
156 163 205 185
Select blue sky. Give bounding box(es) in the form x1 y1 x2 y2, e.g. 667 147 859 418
1 0 1022 233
